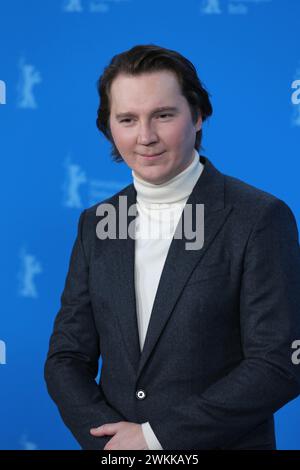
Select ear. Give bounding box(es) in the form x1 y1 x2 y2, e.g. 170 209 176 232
195 112 202 132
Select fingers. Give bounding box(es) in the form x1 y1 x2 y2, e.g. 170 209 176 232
90 422 120 436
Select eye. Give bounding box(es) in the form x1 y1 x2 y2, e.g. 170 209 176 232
119 114 174 124
158 113 173 119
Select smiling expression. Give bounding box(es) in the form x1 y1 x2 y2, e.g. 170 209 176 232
109 70 202 185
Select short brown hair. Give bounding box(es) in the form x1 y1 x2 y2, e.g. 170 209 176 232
96 44 213 163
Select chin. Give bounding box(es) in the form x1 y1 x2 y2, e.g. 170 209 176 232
135 167 155 177
140 168 169 183
148 175 170 185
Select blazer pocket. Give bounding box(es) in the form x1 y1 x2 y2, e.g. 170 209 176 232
186 260 231 285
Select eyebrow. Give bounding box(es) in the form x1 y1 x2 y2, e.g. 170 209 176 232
115 106 179 120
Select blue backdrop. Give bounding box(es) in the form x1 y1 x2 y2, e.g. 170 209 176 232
0 0 300 450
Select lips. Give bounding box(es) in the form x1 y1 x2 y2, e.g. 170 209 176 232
139 151 165 157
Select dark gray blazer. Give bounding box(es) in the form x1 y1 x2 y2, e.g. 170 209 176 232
44 155 300 450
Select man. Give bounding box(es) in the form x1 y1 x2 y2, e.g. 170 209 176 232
44 44 300 450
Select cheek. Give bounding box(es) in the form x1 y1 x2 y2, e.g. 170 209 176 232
110 125 134 149
163 120 192 147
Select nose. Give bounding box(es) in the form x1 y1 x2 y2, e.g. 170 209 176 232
137 121 158 146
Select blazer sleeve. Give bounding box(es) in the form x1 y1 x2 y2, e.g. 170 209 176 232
44 209 127 450
148 198 300 450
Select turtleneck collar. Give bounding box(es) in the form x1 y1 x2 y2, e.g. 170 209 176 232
131 148 204 206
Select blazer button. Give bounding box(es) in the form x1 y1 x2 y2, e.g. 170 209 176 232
136 389 146 400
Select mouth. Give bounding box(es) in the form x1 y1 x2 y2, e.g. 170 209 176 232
138 151 165 159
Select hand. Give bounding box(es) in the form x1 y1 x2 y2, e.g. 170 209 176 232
90 421 149 450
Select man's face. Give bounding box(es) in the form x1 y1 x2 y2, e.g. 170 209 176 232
109 70 202 185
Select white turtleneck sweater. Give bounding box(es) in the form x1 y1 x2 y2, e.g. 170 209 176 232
131 148 204 450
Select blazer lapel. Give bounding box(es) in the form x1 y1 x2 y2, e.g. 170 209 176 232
102 184 141 375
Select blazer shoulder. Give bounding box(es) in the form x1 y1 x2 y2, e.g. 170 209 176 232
85 182 134 216
222 172 300 238
76 182 134 243
224 173 284 215
224 173 278 206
